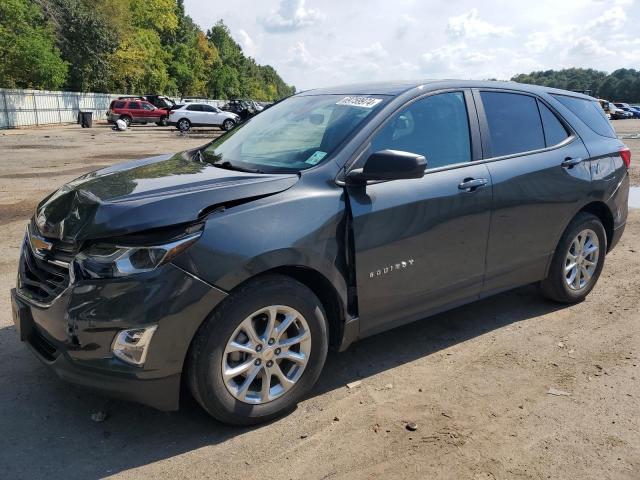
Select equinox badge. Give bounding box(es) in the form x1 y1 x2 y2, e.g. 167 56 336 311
369 259 415 278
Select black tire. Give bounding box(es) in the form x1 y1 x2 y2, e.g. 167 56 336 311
541 212 607 303
119 115 132 127
223 119 236 131
156 116 168 127
177 118 191 132
187 274 329 425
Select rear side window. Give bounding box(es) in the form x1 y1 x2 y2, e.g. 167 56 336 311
128 102 141 110
551 94 616 138
538 102 569 147
186 104 202 111
371 92 471 170
481 92 545 157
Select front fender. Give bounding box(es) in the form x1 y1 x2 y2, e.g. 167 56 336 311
172 184 349 304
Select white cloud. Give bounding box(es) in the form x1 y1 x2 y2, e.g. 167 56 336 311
183 0 640 90
260 0 325 33
446 9 513 39
237 29 258 57
395 14 417 39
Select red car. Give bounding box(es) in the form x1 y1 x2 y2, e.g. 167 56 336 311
106 100 169 126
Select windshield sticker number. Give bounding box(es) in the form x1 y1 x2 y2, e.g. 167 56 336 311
305 151 327 165
336 96 382 109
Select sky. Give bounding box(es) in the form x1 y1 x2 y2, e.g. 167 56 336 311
183 0 640 91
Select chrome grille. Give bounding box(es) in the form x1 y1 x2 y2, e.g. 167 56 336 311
17 236 72 305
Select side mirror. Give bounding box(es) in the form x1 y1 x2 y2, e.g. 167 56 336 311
347 150 426 184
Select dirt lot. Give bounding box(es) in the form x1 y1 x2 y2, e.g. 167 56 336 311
0 120 638 480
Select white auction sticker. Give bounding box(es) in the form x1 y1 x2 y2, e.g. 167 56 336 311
336 96 382 108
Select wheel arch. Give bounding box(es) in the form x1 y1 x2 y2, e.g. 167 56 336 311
578 201 614 251
545 200 615 278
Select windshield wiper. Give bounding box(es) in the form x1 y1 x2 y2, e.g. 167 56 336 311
192 149 264 174
211 160 265 174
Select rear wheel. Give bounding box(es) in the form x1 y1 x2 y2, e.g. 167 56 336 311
156 116 168 126
177 118 191 132
541 212 606 303
119 115 132 127
187 274 329 425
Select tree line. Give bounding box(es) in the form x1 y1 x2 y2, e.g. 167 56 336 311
512 68 640 103
0 0 296 101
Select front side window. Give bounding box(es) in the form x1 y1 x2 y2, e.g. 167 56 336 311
370 92 471 170
481 92 545 157
203 94 388 173
142 103 154 111
201 105 216 112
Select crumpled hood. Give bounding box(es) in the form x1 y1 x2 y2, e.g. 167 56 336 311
35 151 298 242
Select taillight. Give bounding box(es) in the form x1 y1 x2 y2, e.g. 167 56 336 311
619 146 631 169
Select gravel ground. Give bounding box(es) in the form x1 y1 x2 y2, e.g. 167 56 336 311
0 121 638 480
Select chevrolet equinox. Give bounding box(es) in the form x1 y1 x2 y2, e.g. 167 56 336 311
12 81 630 425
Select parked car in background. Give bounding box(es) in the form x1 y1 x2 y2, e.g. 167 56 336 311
600 100 628 120
13 80 630 425
614 103 640 119
222 99 260 122
107 100 169 126
168 103 239 132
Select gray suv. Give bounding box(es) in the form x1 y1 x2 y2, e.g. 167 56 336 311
12 80 630 425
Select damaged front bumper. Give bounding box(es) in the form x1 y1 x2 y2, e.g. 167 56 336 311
12 262 227 411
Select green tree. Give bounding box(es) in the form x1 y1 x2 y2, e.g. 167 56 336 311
0 0 68 89
40 0 118 92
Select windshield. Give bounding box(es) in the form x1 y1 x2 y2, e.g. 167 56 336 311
203 94 389 173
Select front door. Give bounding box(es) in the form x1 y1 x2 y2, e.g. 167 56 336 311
347 91 493 336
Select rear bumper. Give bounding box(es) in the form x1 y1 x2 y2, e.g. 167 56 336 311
11 263 227 411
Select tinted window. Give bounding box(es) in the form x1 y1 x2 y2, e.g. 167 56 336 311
371 92 471 169
201 105 216 112
551 94 616 138
128 102 141 110
113 101 125 109
481 92 545 157
538 101 569 147
186 104 202 111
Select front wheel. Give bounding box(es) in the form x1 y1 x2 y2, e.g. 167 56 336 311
187 274 329 425
156 116 168 126
223 119 236 131
541 212 607 303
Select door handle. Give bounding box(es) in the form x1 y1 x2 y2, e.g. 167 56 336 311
458 178 488 192
561 157 583 168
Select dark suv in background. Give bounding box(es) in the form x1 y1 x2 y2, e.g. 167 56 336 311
12 81 629 425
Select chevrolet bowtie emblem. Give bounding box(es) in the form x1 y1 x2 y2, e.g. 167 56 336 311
28 229 53 257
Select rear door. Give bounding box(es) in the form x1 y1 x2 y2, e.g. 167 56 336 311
475 90 591 295
348 91 493 336
127 101 143 122
186 104 204 124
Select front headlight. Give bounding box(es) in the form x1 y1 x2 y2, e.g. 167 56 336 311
74 231 202 279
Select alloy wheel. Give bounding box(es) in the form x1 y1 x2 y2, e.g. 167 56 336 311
222 305 311 404
564 228 599 291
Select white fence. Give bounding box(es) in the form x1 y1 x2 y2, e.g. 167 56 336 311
0 89 229 129
0 88 122 128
